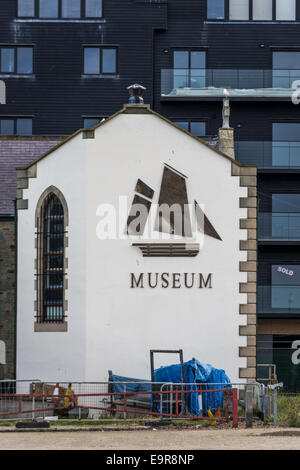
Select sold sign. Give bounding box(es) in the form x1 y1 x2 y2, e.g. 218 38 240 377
277 266 294 276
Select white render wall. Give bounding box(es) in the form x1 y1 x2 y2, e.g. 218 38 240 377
17 112 248 384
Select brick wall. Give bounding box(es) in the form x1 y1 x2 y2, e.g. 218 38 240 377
0 218 15 379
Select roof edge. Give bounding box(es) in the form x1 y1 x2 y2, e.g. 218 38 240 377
18 104 257 171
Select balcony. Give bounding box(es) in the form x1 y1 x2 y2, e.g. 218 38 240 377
258 285 300 317
258 213 300 241
161 69 300 100
235 141 300 169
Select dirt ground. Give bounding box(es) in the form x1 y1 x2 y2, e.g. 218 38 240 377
1 427 300 450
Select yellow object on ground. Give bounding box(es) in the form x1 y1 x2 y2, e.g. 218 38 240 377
207 409 217 426
63 385 73 409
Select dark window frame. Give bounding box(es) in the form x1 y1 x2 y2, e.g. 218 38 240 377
272 50 300 70
272 121 300 141
206 0 226 19
17 0 103 19
172 48 207 70
171 48 207 89
206 0 297 22
0 116 33 135
82 116 106 128
36 191 68 325
172 119 208 137
83 46 118 75
272 193 300 214
0 45 34 74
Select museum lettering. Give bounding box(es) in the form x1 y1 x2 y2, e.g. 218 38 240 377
130 273 213 289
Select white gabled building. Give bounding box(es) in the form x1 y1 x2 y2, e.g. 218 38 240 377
16 102 257 384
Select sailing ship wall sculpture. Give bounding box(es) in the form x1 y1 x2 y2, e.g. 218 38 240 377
127 164 222 257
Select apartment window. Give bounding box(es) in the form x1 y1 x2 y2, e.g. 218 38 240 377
0 118 32 135
253 0 272 20
229 0 249 20
84 47 117 74
173 50 206 89
264 194 300 238
18 0 35 16
272 194 300 213
207 0 225 19
86 0 102 17
272 265 300 310
273 123 300 142
39 0 59 18
173 121 206 137
83 117 103 128
272 123 300 166
276 0 296 21
207 0 296 21
18 0 103 19
62 0 81 18
273 52 300 70
0 46 33 74
272 52 300 89
36 189 68 324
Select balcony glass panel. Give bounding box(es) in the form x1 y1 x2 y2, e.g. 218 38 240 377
258 286 300 315
161 69 300 98
258 213 300 240
272 142 300 167
272 70 300 88
172 69 206 89
235 141 300 168
272 286 300 309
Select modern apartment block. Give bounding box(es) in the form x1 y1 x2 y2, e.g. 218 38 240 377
1 0 300 389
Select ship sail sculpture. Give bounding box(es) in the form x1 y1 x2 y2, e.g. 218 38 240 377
128 164 222 257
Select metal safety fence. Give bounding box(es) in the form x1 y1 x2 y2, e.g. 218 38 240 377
0 380 272 426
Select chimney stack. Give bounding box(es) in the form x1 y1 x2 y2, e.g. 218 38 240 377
127 84 146 104
218 89 235 159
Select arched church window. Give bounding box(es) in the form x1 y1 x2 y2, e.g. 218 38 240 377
36 189 68 324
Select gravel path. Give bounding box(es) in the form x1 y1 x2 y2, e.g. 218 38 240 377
1 427 300 450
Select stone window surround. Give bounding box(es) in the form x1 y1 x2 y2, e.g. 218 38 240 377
34 185 69 332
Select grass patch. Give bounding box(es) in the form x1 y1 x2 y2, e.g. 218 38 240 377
0 421 16 427
51 418 146 427
274 394 300 428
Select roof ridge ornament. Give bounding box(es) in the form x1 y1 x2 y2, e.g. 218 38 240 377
127 83 146 104
222 88 230 129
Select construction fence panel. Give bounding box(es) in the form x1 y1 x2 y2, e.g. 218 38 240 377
0 381 266 425
0 380 45 420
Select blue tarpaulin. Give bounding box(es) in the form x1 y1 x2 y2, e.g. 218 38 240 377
108 359 231 416
108 371 151 399
154 358 231 415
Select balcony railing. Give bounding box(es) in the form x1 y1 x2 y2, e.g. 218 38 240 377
161 69 300 98
258 213 300 240
258 285 300 316
235 141 300 168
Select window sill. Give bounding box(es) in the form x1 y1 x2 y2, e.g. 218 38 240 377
81 74 120 79
205 21 300 24
0 74 35 79
34 322 68 332
14 18 106 23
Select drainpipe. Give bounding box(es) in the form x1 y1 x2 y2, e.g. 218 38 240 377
14 199 17 380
